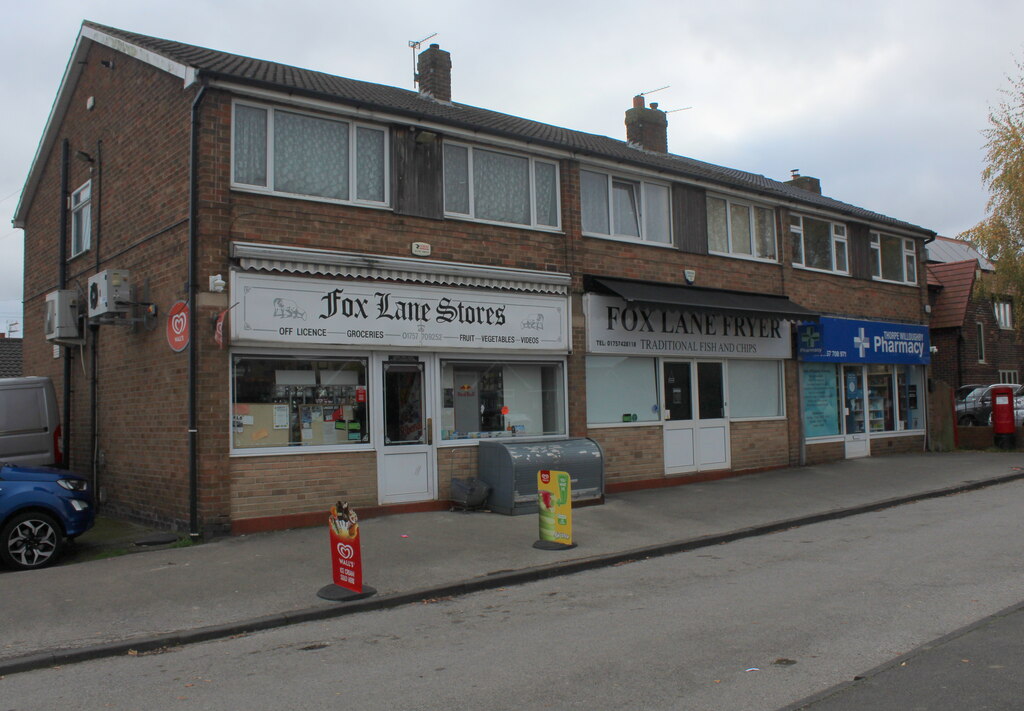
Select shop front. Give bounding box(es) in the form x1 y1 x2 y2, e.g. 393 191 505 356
228 265 571 507
798 317 930 459
583 277 817 476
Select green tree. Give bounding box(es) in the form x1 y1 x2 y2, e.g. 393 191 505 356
963 62 1024 326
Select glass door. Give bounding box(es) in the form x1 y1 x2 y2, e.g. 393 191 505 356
662 360 729 473
377 356 435 504
841 365 870 458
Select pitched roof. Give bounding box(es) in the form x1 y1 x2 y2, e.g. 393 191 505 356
18 21 936 238
928 260 978 329
0 338 23 378
926 235 993 269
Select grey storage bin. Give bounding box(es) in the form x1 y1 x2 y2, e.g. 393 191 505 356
477 438 604 515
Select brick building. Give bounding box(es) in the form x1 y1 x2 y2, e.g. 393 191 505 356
927 236 1023 391
14 22 935 534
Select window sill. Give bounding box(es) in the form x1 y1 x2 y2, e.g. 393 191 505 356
582 232 674 248
230 444 375 457
231 184 391 211
869 276 918 287
708 250 779 265
586 420 662 429
792 264 851 278
444 212 564 234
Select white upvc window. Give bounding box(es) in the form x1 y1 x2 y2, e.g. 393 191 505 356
580 169 671 244
999 369 1019 384
869 232 918 285
790 214 848 274
443 142 560 229
232 101 389 206
994 300 1013 330
71 181 92 257
707 195 777 260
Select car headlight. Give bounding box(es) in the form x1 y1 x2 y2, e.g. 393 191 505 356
57 478 88 492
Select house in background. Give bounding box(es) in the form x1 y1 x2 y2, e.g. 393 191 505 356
926 236 1022 390
14 22 934 534
0 336 23 377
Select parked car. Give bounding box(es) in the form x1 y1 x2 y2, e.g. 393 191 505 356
0 377 62 466
958 383 1024 426
0 463 94 570
988 394 1024 428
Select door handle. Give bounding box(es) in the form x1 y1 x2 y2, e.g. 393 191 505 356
426 417 432 445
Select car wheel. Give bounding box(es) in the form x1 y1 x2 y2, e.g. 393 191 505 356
0 512 65 570
958 415 976 426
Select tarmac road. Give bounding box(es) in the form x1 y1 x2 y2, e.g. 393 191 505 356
3 476 1024 709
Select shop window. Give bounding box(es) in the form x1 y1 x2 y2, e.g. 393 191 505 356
866 365 895 432
231 356 369 451
581 169 671 244
440 360 565 440
994 300 1013 330
869 232 917 285
802 363 842 437
443 143 560 229
585 356 660 424
707 196 776 260
728 360 784 418
232 102 388 206
790 214 847 274
71 181 92 257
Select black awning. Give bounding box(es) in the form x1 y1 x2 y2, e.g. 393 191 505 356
589 276 819 321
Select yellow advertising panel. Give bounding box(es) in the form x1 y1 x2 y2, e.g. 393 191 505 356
537 470 572 546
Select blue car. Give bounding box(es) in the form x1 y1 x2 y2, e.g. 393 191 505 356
0 463 95 570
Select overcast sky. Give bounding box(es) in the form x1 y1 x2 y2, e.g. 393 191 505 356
1 0 1021 337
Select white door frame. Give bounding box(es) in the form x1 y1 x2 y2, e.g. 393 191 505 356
374 352 437 504
662 359 730 474
841 364 870 459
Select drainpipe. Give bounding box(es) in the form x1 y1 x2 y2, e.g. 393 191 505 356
58 140 71 470
90 141 103 502
188 84 207 540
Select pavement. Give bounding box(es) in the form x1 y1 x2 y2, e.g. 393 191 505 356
2 450 1023 676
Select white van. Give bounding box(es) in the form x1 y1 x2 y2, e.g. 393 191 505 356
0 377 62 466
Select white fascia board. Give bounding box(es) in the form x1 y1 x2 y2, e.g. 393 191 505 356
14 26 196 228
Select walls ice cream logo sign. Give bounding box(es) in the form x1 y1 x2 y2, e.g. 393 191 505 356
167 301 190 352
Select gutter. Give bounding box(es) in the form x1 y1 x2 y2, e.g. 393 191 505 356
188 81 207 539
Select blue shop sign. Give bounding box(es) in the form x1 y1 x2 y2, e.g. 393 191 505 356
798 317 930 364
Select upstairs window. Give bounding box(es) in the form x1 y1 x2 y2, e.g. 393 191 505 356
870 232 917 285
232 102 388 206
994 300 1013 330
790 214 848 274
71 181 92 257
707 196 776 260
443 143 560 229
581 169 671 244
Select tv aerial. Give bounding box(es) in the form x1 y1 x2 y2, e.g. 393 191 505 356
408 33 438 89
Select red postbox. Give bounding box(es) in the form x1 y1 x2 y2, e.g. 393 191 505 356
991 385 1016 449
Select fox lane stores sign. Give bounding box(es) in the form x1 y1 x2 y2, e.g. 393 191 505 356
231 272 569 352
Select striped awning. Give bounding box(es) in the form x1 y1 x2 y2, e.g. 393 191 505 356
232 242 570 295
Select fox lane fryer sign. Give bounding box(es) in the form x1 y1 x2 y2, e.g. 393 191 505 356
167 301 190 352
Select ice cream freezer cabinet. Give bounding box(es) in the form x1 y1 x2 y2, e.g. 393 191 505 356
476 438 605 515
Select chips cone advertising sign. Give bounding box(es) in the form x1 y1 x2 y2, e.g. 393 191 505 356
537 470 572 547
328 501 363 593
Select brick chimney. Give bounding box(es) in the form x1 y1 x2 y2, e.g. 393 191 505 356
417 44 452 102
625 95 668 153
785 170 822 194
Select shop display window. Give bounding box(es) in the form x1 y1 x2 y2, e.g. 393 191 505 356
896 365 925 430
585 356 660 424
440 360 565 440
728 360 784 418
802 363 842 437
232 356 369 450
866 365 896 432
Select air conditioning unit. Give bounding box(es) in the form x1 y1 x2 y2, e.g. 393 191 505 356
45 290 80 340
87 269 131 318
